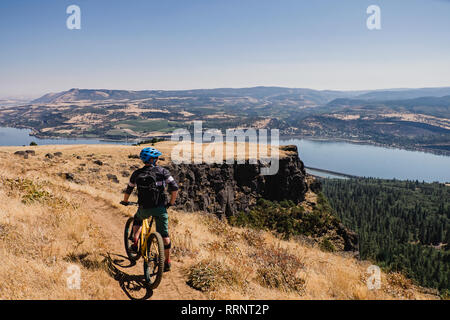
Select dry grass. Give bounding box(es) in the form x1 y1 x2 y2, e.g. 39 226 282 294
0 142 440 300
0 177 115 299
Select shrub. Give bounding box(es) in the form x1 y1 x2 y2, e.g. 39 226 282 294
3 178 52 204
229 198 304 236
319 238 336 252
2 178 72 208
251 244 305 293
171 229 198 258
229 197 339 239
186 260 239 292
440 289 450 300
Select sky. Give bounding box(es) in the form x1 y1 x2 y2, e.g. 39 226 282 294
0 0 449 98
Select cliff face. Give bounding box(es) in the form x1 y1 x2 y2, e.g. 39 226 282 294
165 144 358 252
166 145 307 217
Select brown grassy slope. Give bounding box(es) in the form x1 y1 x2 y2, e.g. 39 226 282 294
0 142 439 300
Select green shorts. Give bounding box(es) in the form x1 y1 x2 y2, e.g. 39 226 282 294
134 206 169 238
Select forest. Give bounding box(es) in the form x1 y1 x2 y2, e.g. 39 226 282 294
321 178 450 291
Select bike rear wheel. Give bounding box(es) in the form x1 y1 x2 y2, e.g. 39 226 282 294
124 217 140 261
144 232 165 289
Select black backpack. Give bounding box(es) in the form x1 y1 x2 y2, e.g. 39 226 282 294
136 167 165 208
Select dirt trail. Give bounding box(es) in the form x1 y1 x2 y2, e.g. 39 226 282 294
73 191 206 300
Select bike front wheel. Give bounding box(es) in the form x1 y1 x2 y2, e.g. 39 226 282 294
144 232 165 289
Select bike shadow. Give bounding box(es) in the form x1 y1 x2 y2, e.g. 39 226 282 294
103 253 153 300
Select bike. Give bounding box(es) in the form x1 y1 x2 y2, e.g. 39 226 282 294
122 201 165 289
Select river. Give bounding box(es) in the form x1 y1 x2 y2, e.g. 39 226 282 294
0 127 127 146
281 139 450 183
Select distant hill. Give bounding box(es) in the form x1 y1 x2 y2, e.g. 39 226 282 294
355 87 450 101
31 88 156 104
327 95 450 118
32 86 450 106
31 87 362 105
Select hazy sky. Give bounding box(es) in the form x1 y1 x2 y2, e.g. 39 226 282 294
0 0 449 97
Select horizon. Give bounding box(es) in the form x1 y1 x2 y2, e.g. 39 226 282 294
5 84 450 101
1 0 450 97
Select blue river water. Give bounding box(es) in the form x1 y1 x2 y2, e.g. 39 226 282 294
0 127 125 145
281 139 450 183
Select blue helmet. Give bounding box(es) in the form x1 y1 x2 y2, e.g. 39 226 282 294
140 147 162 163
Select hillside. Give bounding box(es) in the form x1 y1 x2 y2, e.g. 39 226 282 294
294 95 450 155
3 87 347 140
30 87 450 105
326 95 450 118
0 142 439 299
354 87 450 101
31 87 356 105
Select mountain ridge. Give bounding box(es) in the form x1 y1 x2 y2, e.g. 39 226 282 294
31 86 450 105
32 87 358 105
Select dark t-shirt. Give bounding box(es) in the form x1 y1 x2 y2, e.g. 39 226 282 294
126 165 179 207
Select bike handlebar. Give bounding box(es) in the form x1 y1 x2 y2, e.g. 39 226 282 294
120 201 172 208
120 201 139 206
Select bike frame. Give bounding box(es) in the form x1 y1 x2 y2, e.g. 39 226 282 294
139 217 154 262
123 201 161 265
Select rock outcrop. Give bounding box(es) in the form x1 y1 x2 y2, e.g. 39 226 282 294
166 145 307 217
164 144 358 252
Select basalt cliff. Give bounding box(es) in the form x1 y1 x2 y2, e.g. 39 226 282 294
165 145 358 252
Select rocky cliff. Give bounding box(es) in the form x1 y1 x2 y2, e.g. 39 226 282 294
165 145 358 252
166 145 307 217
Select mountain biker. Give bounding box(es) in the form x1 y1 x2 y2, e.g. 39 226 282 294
120 147 178 272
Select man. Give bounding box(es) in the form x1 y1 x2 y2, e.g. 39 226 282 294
121 147 178 272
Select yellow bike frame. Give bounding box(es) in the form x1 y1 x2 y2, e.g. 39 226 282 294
139 217 154 263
